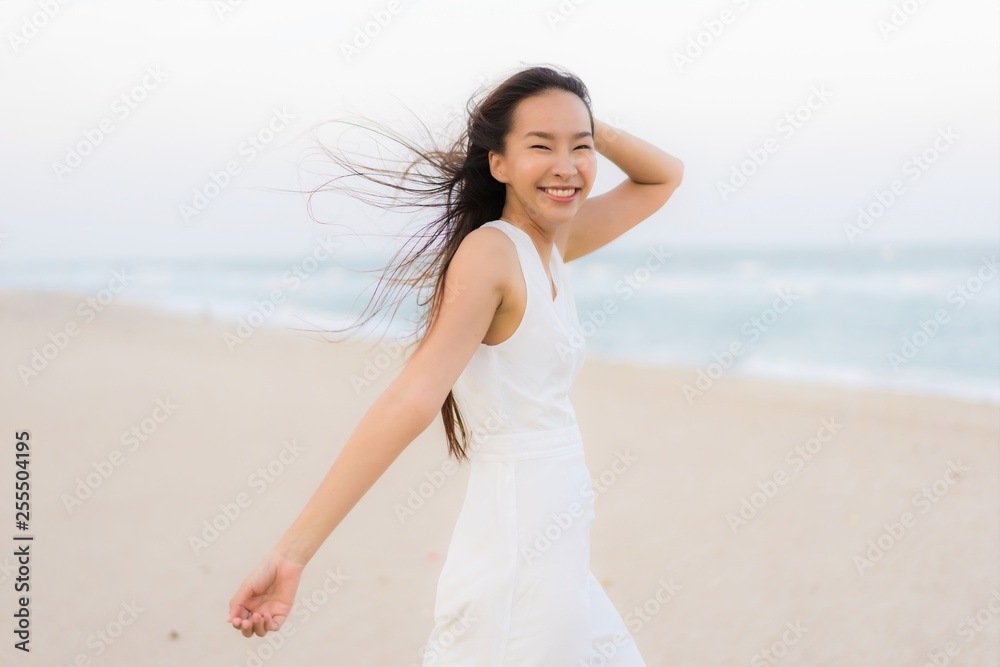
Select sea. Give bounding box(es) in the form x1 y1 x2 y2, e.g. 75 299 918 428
2 241 997 405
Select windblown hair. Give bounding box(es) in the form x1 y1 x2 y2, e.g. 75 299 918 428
300 64 593 462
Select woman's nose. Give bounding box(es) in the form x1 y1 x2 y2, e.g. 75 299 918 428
551 149 578 178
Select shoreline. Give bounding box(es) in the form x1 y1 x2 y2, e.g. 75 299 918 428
4 285 996 408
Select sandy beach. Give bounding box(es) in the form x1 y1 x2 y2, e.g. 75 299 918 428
0 288 996 667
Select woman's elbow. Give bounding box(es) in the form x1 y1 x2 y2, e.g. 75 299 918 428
388 376 445 427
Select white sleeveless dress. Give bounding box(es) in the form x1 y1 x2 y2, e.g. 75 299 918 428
420 219 647 666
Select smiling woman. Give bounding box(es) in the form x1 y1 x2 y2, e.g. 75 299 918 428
225 64 683 665
488 89 597 222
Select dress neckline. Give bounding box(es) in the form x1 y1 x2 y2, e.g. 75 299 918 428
495 219 560 303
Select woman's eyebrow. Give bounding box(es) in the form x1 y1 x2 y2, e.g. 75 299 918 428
522 130 593 140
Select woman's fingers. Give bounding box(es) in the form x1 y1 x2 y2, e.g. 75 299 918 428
228 605 250 628
244 613 256 637
253 612 267 637
227 605 272 638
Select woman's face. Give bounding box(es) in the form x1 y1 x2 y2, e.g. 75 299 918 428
488 89 597 228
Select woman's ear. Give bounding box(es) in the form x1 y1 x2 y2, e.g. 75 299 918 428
488 150 507 184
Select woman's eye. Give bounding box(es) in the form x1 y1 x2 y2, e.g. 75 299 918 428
575 145 593 150
531 145 549 150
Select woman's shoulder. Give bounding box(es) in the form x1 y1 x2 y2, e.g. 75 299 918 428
452 222 518 275
438 224 520 330
464 220 517 249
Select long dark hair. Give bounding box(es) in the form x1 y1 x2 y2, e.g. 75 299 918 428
299 64 594 462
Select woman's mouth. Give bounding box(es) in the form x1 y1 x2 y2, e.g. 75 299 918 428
539 187 579 202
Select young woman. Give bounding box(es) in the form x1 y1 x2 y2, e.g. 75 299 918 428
226 64 683 665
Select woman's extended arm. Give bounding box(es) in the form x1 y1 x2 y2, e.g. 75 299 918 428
228 226 509 637
273 381 435 564
226 378 437 639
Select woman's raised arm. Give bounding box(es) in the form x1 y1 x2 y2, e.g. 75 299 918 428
561 118 684 262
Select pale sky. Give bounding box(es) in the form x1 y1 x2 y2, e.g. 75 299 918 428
1 0 997 259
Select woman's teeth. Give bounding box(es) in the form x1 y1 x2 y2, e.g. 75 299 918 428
542 188 576 197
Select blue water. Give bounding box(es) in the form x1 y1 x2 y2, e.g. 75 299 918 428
2 242 997 404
